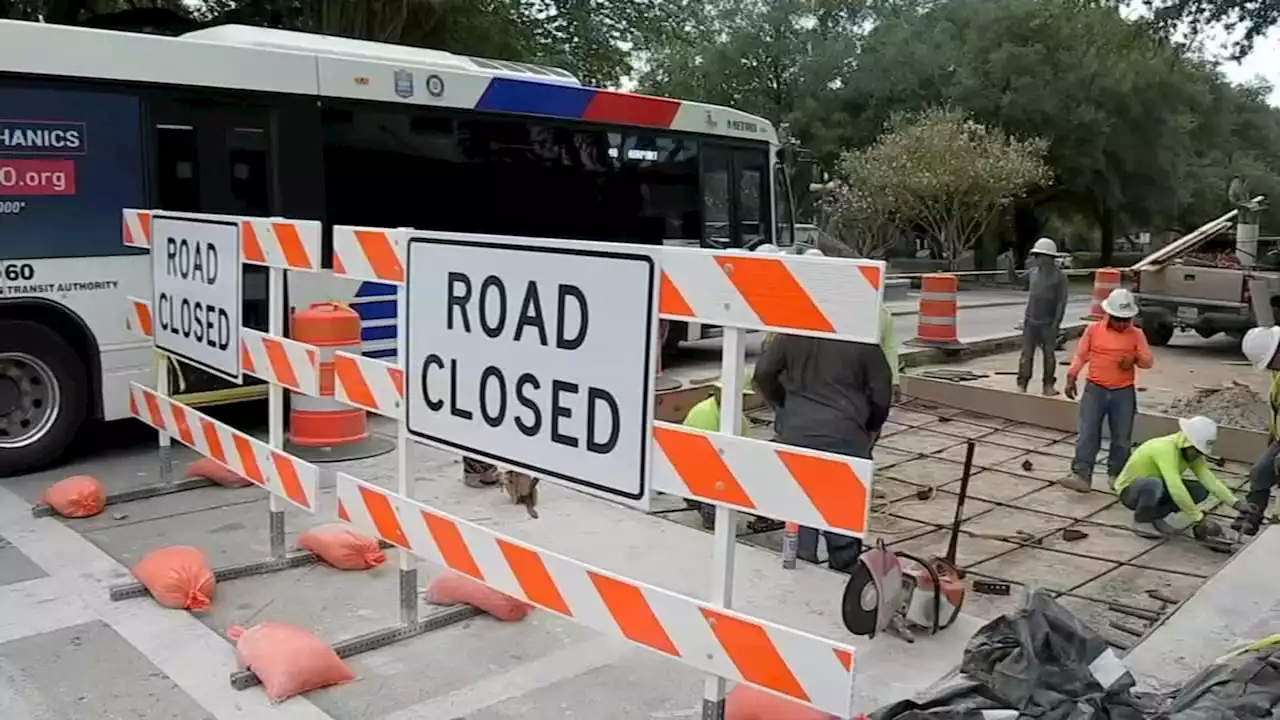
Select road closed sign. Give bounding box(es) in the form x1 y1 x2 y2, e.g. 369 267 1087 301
150 215 242 382
404 234 659 508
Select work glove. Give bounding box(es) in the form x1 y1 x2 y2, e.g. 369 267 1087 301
1192 517 1223 542
1118 356 1136 370
1064 376 1078 400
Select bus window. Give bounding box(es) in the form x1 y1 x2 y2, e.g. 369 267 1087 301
0 85 145 259
154 126 200 212
320 105 701 246
734 148 769 248
227 127 270 216
773 162 795 249
701 146 732 248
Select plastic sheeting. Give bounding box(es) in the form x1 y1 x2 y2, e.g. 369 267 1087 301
870 590 1156 720
1164 643 1280 718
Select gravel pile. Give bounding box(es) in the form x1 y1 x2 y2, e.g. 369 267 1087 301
1165 381 1271 431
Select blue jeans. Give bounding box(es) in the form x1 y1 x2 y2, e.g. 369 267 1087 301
1120 476 1207 522
1245 441 1280 510
1072 382 1136 478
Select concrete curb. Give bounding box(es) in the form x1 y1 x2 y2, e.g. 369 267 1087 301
899 322 1089 369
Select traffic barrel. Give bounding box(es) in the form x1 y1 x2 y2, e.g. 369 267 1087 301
910 273 964 348
286 303 392 462
1087 268 1122 320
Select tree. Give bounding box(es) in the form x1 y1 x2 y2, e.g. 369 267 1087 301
827 107 1051 267
1148 0 1280 60
839 0 1257 263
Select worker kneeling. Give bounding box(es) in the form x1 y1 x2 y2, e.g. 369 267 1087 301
1113 415 1248 540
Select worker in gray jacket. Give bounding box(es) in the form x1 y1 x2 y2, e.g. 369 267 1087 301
753 332 893 573
1008 237 1070 396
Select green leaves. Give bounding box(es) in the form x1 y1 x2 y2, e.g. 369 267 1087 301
823 107 1051 262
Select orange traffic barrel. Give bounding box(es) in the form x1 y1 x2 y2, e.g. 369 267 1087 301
286 303 390 461
912 273 964 347
1087 268 1122 320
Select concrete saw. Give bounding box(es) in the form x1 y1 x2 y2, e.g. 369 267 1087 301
841 539 966 642
842 440 977 642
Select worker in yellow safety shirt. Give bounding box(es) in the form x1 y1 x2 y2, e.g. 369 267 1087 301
1233 325 1280 535
682 379 780 532
1113 415 1247 540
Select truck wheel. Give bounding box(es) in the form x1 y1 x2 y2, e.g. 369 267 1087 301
0 321 87 478
1143 322 1174 347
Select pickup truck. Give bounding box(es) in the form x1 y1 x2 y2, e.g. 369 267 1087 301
1133 198 1277 346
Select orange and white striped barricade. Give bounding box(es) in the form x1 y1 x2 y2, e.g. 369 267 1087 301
658 246 883 717
330 229 875 717
335 473 858 717
113 212 481 682
107 209 333 584
1086 268 1122 320
907 273 964 348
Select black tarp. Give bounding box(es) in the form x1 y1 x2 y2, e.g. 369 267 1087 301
870 590 1157 720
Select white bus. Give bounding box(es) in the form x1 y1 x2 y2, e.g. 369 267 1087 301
0 21 796 476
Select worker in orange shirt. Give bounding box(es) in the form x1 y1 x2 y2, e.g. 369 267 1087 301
1060 288 1153 493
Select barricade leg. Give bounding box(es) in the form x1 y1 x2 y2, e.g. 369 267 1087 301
701 326 747 720
32 351 220 519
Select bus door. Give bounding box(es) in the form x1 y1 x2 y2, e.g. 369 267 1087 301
148 99 276 394
700 143 771 251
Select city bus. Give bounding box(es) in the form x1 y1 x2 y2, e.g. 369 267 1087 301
0 21 796 477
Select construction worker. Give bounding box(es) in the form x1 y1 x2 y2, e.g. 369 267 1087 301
800 247 901 402
1060 288 1152 492
753 323 893 573
1113 415 1246 540
1008 237 1069 396
1232 325 1280 535
681 379 751 530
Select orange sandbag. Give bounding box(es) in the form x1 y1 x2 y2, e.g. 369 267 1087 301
228 622 355 702
725 684 839 720
425 571 532 621
184 457 253 487
297 524 386 570
41 474 106 518
131 545 215 611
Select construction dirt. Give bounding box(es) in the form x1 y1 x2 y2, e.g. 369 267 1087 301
1165 382 1270 432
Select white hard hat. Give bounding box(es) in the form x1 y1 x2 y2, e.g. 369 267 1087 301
754 243 781 254
1100 288 1139 319
803 248 826 257
1178 415 1219 458
1242 326 1280 370
1030 237 1060 256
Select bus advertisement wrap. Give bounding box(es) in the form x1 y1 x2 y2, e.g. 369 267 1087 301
0 87 144 259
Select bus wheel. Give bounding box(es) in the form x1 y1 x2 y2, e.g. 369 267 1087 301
0 321 87 478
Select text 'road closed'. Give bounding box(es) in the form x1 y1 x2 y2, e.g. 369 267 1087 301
405 237 658 508
150 216 242 381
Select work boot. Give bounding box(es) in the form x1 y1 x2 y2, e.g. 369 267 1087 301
698 503 716 530
1232 503 1263 536
1042 383 1059 397
1016 380 1029 393
1057 473 1092 493
462 458 499 488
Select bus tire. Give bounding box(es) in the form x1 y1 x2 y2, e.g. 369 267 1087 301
0 321 88 478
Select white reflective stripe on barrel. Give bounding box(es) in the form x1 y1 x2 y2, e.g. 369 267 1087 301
918 291 957 301
289 341 362 410
919 315 957 326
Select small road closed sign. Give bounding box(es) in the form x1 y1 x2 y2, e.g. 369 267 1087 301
405 234 659 509
150 215 242 382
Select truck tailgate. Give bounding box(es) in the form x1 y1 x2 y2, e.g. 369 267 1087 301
1139 266 1243 303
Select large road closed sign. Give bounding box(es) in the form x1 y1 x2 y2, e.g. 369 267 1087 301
404 234 659 509
150 215 242 382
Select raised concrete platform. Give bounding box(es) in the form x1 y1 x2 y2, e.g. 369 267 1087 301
1124 525 1280 692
